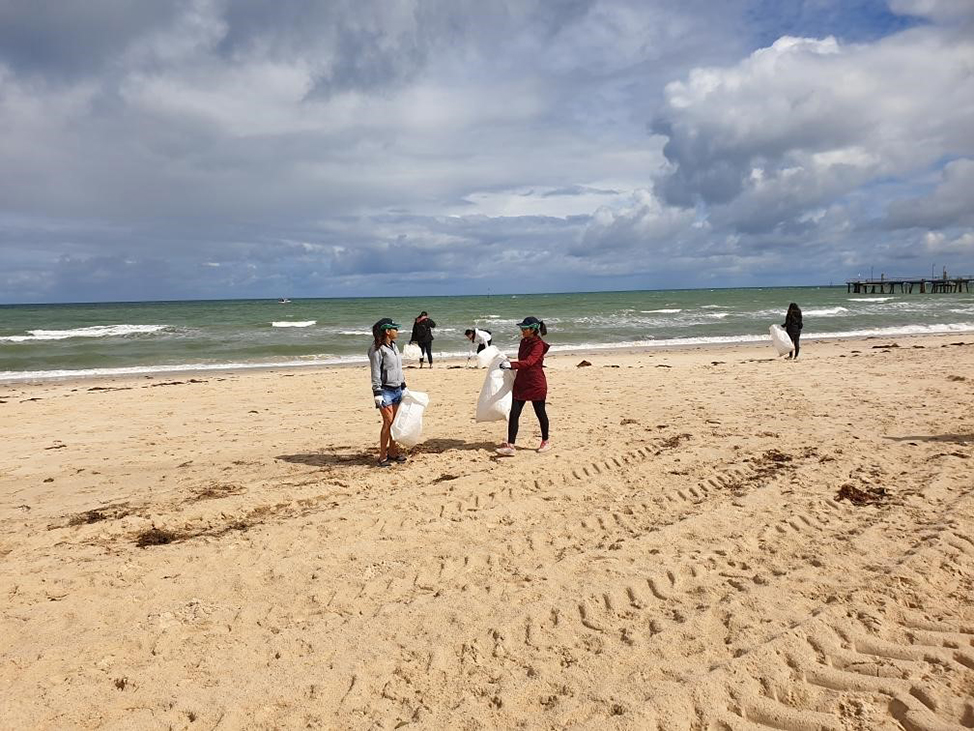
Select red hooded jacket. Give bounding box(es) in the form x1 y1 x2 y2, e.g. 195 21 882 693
510 336 550 401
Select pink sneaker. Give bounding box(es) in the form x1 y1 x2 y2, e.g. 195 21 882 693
495 443 516 457
537 440 551 453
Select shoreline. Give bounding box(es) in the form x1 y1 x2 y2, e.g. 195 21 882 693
1 330 969 390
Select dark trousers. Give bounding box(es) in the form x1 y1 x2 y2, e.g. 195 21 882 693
788 331 800 359
508 399 549 444
476 342 489 353
419 342 432 364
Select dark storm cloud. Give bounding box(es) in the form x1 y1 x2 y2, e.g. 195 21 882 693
882 159 974 230
0 0 180 77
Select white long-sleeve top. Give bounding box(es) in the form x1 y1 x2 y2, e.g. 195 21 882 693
470 328 492 349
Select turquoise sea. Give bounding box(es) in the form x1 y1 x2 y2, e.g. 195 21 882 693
2 287 973 381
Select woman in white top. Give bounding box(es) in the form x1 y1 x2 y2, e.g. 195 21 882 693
465 328 493 354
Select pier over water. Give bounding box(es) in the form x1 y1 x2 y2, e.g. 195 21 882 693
847 275 972 294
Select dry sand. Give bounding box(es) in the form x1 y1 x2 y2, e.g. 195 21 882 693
1 334 973 730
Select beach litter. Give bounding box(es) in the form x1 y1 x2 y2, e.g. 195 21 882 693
136 527 180 547
835 483 889 506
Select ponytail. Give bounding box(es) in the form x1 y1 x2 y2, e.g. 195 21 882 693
538 321 547 336
372 321 385 349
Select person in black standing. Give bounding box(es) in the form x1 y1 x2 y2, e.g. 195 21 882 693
784 303 803 360
410 311 436 368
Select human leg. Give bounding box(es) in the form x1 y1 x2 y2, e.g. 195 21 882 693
791 332 800 359
378 388 404 463
379 405 395 462
507 399 526 445
531 400 549 441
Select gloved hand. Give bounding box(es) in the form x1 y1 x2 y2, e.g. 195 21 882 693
400 382 407 390
374 394 384 408
499 361 512 370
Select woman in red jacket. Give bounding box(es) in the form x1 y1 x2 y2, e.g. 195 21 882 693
496 316 551 456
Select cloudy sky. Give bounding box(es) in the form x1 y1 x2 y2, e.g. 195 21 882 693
1 0 972 303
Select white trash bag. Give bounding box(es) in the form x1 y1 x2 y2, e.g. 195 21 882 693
475 344 501 369
769 324 793 356
391 390 429 448
402 342 422 363
476 353 514 422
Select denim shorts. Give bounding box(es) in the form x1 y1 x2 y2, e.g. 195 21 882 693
381 386 404 408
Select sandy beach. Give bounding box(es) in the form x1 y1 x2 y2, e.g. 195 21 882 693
1 334 972 730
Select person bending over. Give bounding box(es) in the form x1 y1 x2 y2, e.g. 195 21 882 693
465 327 493 354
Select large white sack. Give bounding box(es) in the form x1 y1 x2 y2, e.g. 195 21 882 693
769 324 793 356
476 344 501 368
476 354 514 422
402 342 421 363
391 389 429 447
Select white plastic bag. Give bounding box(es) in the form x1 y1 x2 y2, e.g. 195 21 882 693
769 324 793 356
391 390 429 448
476 353 514 422
402 342 421 363
476 344 501 368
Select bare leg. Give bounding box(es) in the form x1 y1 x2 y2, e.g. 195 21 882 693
379 403 398 460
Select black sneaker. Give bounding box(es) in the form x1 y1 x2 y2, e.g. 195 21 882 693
391 454 407 463
377 457 392 468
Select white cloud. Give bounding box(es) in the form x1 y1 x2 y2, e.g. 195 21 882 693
654 27 974 217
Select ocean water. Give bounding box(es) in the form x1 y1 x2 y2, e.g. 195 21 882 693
2 287 973 381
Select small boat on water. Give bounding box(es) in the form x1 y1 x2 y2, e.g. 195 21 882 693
278 298 291 304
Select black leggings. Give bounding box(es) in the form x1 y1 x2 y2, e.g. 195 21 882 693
419 342 432 364
508 399 549 444
788 331 800 359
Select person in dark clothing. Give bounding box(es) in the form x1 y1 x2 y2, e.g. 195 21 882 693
783 303 803 359
496 317 551 456
409 311 437 368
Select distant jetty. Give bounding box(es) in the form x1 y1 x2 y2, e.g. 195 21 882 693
846 275 972 294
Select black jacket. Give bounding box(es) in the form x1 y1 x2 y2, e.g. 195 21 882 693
784 310 803 334
410 318 436 343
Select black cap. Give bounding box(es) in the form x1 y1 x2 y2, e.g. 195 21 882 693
374 317 401 331
516 316 541 329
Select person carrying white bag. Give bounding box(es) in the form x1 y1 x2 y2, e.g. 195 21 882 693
495 316 551 456
368 318 408 467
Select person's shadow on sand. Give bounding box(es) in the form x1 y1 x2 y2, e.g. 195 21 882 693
411 438 497 454
276 450 376 467
276 439 498 467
